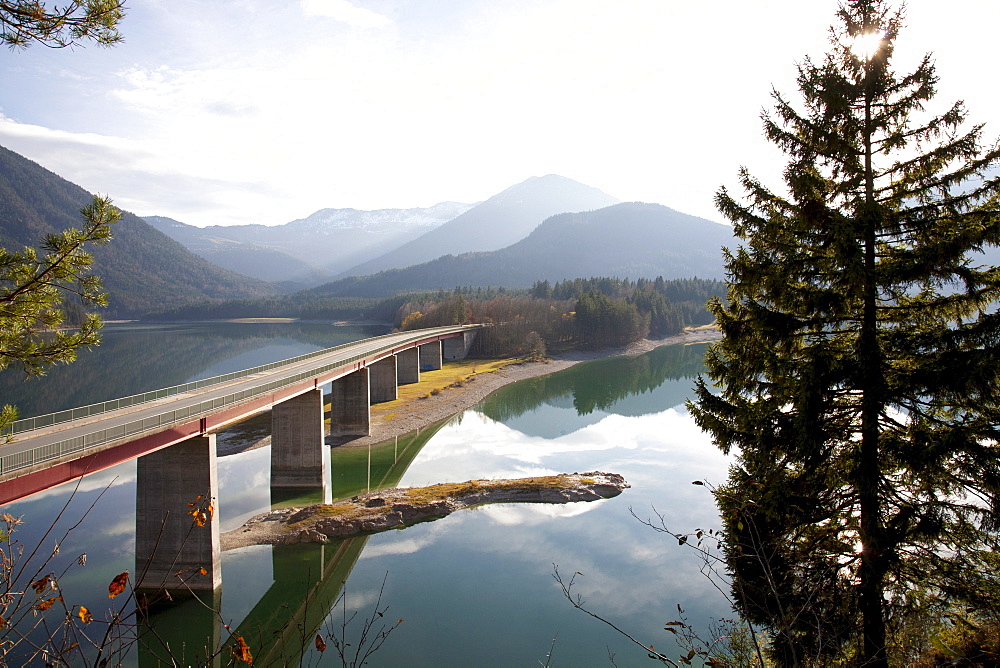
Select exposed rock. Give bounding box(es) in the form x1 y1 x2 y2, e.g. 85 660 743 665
221 472 628 550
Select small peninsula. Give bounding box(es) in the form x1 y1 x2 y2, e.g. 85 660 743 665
222 472 628 550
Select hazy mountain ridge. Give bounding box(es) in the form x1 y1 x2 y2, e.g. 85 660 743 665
144 215 328 286
2 142 733 316
305 202 734 299
339 174 621 277
144 202 475 285
0 145 277 317
285 202 474 232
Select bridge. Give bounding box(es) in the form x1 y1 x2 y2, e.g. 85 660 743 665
0 324 479 591
137 420 447 666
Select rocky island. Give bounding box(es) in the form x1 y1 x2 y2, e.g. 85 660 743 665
222 472 628 550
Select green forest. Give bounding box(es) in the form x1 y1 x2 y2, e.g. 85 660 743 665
396 277 723 357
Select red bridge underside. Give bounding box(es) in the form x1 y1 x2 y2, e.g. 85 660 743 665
0 334 449 507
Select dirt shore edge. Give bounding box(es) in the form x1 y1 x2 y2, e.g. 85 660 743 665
215 328 720 457
331 327 721 449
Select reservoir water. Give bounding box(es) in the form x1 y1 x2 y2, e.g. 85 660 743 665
0 322 733 666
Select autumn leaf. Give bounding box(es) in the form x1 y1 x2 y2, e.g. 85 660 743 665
31 575 52 594
199 568 207 576
77 606 93 623
232 636 253 664
189 508 208 527
314 635 326 652
35 595 62 611
108 571 129 598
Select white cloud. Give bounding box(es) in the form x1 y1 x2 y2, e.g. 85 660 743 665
3 0 996 228
300 0 390 29
0 112 286 226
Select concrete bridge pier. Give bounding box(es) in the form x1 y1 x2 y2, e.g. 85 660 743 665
271 389 327 488
396 347 420 385
443 331 477 361
369 356 398 403
419 342 443 371
135 435 220 593
330 368 370 436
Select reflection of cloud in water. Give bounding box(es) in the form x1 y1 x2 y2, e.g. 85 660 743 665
478 500 605 526
101 517 135 538
360 520 451 559
345 589 381 612
226 544 270 558
402 407 724 487
110 534 137 557
455 502 727 619
26 462 137 502
221 545 277 632
386 405 734 621
217 448 273 530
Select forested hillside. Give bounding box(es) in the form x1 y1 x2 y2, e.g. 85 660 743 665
0 146 277 317
396 277 725 356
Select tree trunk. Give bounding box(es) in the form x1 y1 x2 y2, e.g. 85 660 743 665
858 49 889 667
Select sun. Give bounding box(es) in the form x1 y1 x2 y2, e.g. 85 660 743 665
850 30 885 60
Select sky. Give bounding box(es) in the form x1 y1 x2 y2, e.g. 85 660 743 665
1 0 998 228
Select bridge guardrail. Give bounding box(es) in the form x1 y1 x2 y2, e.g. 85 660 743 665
0 325 477 477
4 326 466 437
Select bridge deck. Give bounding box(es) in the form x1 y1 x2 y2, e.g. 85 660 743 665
0 325 478 491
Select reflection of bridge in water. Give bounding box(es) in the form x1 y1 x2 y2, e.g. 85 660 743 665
137 421 447 667
0 325 478 593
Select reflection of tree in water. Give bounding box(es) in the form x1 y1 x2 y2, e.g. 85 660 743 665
480 343 708 423
0 322 387 419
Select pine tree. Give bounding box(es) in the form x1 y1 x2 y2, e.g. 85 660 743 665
0 1 124 49
0 195 120 434
690 1 1000 664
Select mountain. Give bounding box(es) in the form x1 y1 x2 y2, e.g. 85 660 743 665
340 174 620 277
144 215 327 286
304 202 735 299
0 145 277 317
145 202 473 286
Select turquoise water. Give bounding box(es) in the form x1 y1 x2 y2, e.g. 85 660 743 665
0 325 733 666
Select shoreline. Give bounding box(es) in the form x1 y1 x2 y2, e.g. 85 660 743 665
215 327 720 457
327 327 721 450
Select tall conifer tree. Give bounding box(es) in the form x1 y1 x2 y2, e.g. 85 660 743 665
691 1 1000 664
